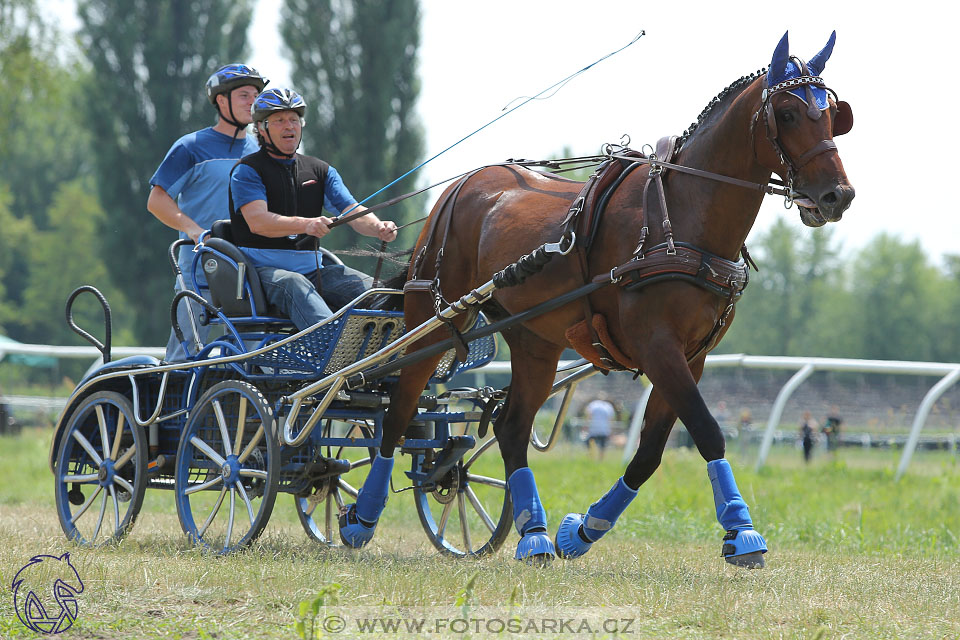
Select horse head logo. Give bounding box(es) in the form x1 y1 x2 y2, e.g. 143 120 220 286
12 553 85 635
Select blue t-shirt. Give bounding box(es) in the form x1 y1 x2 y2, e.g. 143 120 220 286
230 158 359 275
151 127 260 277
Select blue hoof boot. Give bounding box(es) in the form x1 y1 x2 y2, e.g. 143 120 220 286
555 513 594 559
722 528 767 568
338 504 377 548
515 530 556 564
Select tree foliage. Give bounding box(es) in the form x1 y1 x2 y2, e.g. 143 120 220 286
76 0 253 342
280 0 425 270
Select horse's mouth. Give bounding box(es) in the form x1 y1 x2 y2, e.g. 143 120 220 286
794 196 827 227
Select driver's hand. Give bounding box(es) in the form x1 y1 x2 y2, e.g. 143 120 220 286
377 220 398 242
305 216 333 238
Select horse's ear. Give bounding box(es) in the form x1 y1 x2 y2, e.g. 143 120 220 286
833 100 853 136
769 31 790 85
808 30 836 76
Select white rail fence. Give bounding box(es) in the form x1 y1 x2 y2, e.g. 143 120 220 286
2 342 958 480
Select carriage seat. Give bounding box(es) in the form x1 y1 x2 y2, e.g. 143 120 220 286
200 220 278 320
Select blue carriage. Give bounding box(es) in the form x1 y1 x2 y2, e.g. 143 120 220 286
47 226 537 556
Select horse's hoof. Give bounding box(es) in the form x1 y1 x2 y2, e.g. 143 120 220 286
338 504 377 548
721 528 767 568
725 551 765 569
555 513 593 559
515 531 556 564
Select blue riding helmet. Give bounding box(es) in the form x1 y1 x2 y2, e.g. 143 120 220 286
251 88 307 123
206 64 268 104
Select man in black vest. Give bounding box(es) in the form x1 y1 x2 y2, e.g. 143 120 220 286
229 88 397 330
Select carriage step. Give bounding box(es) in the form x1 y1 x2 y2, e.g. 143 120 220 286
421 435 475 483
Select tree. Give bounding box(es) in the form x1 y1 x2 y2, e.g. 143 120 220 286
77 0 253 343
718 217 843 356
0 185 36 334
280 0 425 271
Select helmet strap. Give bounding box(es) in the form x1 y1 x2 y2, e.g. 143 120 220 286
260 124 297 159
215 88 247 149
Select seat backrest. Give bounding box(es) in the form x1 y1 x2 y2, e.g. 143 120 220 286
202 221 271 317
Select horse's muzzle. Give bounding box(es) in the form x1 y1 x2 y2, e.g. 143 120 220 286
816 183 855 222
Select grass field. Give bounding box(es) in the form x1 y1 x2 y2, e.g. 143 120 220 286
1 427 958 639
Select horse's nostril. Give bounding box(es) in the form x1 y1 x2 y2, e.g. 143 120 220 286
822 191 838 205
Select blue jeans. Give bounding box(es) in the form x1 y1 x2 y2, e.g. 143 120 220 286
256 264 372 331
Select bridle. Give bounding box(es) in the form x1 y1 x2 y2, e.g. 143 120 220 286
753 61 853 199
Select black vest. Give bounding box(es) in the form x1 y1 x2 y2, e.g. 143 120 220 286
229 149 330 250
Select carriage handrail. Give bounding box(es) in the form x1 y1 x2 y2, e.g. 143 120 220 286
530 361 599 451
49 288 403 437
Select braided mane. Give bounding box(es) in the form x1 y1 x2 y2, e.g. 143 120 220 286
676 68 767 151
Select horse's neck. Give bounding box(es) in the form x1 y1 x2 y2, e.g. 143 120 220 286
666 85 772 258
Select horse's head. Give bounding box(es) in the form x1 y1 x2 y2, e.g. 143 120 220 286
754 31 855 227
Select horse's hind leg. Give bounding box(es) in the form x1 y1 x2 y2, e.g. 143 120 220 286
495 325 564 563
338 336 445 549
555 385 679 559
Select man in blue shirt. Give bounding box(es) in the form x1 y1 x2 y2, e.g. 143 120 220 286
229 88 397 330
148 64 267 359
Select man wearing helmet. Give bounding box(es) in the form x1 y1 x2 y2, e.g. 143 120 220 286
229 88 398 330
148 64 267 360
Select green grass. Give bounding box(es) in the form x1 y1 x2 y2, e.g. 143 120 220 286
1 428 958 639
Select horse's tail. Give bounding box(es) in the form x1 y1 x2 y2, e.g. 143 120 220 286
366 250 413 311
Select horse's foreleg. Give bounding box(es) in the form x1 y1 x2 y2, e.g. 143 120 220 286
495 325 563 563
556 385 680 559
641 346 767 567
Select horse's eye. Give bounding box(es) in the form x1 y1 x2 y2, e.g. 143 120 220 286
780 110 795 124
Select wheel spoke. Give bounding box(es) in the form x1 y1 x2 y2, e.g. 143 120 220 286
463 437 497 471
70 485 103 523
238 468 267 480
465 485 497 534
190 436 226 467
114 444 136 470
211 400 233 457
458 492 473 553
338 479 359 500
62 473 99 484
91 488 108 543
236 482 256 527
237 426 264 464
184 474 223 495
114 475 135 495
198 486 227 537
349 457 372 472
465 473 506 489
95 405 110 461
437 499 455 539
72 431 103 466
110 485 120 534
325 495 335 542
232 396 248 456
224 488 236 548
303 498 319 517
111 411 126 460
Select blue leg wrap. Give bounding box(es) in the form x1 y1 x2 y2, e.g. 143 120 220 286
339 454 394 548
556 477 637 559
507 468 555 562
707 459 767 562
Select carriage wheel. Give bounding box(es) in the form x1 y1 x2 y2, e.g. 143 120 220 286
54 391 146 547
294 420 376 545
414 435 513 558
174 380 278 554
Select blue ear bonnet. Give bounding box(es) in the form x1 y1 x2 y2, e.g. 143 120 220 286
768 31 836 110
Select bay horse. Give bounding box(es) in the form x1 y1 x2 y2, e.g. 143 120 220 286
340 31 854 567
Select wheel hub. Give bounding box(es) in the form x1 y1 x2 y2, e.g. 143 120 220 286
97 460 114 487
431 466 461 504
